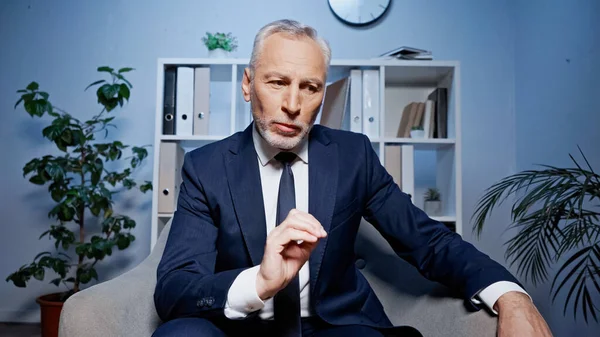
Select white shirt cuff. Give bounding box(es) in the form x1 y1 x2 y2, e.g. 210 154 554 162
472 281 531 315
224 265 265 319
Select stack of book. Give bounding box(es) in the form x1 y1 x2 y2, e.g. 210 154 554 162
396 88 447 139
377 46 433 60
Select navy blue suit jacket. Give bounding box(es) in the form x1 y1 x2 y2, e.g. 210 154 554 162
153 123 520 330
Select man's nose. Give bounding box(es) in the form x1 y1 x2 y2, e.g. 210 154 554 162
282 85 301 115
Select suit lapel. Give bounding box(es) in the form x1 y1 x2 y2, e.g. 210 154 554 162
308 126 338 298
224 124 267 266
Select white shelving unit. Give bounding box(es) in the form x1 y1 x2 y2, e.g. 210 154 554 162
150 58 462 249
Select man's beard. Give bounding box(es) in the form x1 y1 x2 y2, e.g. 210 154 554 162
253 114 312 150
250 86 319 150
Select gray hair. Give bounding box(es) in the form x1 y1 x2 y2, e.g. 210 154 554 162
249 19 331 79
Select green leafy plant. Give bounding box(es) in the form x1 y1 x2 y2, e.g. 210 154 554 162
6 66 152 302
471 146 600 323
202 32 238 51
411 125 424 131
424 188 441 201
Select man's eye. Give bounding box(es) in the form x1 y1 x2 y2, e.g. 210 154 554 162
270 80 285 87
302 85 318 93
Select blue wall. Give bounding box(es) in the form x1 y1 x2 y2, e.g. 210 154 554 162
514 0 600 336
0 0 597 335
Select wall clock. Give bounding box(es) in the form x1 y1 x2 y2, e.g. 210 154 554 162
328 0 391 26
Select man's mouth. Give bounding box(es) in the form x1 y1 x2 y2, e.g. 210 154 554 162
274 122 298 133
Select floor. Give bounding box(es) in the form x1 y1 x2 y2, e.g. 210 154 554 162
0 323 41 337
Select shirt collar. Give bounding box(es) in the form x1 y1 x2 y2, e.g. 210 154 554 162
252 123 309 166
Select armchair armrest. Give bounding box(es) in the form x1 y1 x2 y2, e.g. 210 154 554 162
58 253 162 337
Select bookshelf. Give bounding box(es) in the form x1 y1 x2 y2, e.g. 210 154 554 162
150 58 461 249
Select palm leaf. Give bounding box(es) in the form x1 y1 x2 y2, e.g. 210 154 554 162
551 243 600 323
471 147 600 322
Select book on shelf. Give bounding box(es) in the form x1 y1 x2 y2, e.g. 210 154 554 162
162 66 211 136
428 88 448 139
396 88 447 139
377 46 433 60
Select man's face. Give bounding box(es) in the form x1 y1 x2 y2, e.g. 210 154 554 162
242 32 327 150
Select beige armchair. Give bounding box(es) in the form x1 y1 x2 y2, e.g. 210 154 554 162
59 219 497 336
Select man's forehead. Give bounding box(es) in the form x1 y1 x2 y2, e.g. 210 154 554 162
256 33 326 77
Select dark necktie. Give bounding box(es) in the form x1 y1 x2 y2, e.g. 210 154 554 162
273 151 301 337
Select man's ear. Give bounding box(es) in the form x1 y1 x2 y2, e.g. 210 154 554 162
241 67 251 102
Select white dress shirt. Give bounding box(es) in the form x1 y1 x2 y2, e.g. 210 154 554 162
224 125 530 319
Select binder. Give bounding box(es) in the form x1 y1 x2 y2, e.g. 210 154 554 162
384 144 402 189
158 142 185 213
362 69 380 138
162 67 176 135
320 77 350 129
193 67 210 135
175 67 194 136
400 145 414 201
349 69 362 133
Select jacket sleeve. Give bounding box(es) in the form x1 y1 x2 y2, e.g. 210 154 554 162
359 135 523 310
153 151 246 321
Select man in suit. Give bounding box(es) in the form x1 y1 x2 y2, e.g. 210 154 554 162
152 19 553 337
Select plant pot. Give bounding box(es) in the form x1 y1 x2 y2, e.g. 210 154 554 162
410 129 425 138
424 200 441 216
207 48 230 58
36 292 65 337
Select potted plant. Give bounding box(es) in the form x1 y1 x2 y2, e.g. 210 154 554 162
202 32 238 58
6 66 152 337
471 146 599 323
410 125 425 138
424 187 441 216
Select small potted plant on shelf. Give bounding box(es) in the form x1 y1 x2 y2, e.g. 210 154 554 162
424 187 441 216
6 66 152 337
410 125 425 138
202 32 238 58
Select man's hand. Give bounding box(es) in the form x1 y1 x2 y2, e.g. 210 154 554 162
256 209 327 301
496 291 553 337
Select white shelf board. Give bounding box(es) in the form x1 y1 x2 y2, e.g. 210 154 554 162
158 58 458 68
374 137 455 143
372 137 455 150
160 135 228 141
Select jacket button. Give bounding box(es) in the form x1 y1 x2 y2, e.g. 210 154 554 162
355 258 366 269
197 299 206 307
207 297 215 306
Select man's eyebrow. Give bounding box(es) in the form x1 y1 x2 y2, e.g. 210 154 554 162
302 77 324 86
263 71 288 79
263 71 323 86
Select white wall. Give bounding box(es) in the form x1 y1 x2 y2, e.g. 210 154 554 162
0 0 594 335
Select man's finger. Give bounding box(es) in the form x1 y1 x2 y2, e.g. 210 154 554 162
280 213 325 238
269 227 318 248
290 210 326 236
